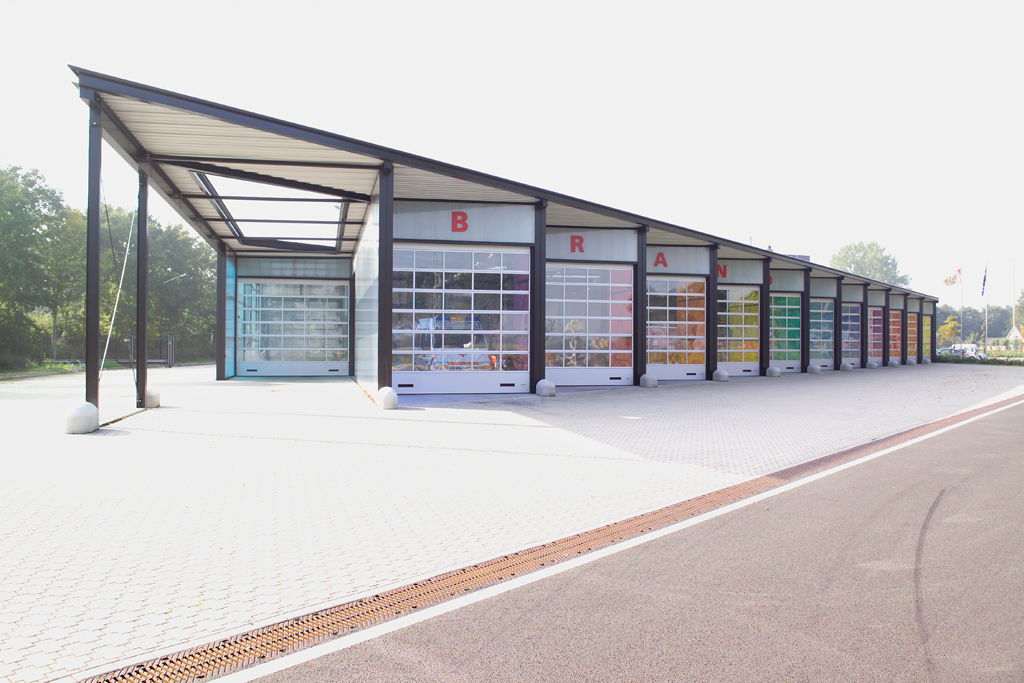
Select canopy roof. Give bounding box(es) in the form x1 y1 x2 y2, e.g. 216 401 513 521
72 66 936 301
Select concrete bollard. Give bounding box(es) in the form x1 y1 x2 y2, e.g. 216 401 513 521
807 365 821 374
376 386 399 410
66 403 99 434
712 369 729 382
906 358 916 366
145 388 161 408
639 374 657 388
840 362 853 371
866 361 879 369
536 379 556 397
922 357 931 364
766 366 781 378
888 359 900 367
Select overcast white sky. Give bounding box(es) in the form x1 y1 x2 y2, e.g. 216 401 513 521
4 1 1022 308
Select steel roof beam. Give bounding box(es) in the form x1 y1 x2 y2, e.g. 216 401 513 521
156 159 371 203
181 195 345 202
194 173 242 238
235 238 338 253
335 202 350 255
148 155 381 170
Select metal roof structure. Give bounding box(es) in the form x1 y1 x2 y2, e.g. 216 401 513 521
71 66 937 302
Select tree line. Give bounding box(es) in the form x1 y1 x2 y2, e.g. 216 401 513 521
0 166 216 369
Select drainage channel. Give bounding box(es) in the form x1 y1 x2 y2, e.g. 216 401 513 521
81 395 1024 683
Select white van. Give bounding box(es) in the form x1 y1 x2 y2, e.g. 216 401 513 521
950 343 987 360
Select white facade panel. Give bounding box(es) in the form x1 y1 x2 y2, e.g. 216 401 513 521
842 284 865 303
717 260 763 285
810 278 838 298
867 290 886 306
769 270 804 292
890 294 905 310
546 228 637 263
394 202 533 244
924 301 935 315
908 298 921 313
646 246 710 275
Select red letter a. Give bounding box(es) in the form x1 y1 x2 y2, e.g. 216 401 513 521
653 252 668 268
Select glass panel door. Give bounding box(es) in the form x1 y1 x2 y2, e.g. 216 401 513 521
922 316 932 357
646 277 706 380
841 303 861 367
809 299 834 369
236 279 349 376
770 294 801 372
889 310 902 361
391 246 530 393
716 286 759 376
907 313 918 360
868 307 884 363
545 264 633 385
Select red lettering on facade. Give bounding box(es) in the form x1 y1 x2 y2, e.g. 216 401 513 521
769 275 773 285
653 252 668 268
571 235 584 253
452 211 468 232
717 264 727 278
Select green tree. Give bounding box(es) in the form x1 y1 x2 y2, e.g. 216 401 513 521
829 242 911 287
0 167 64 366
37 208 87 353
938 316 961 347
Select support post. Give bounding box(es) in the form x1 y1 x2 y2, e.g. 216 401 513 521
377 161 394 390
901 302 909 365
529 200 547 392
216 245 226 380
882 290 891 366
85 102 103 407
136 172 149 407
860 285 868 369
833 278 841 368
760 259 771 376
801 270 811 372
633 227 648 385
706 245 718 380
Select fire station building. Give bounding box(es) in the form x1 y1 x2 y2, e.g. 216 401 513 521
71 66 939 407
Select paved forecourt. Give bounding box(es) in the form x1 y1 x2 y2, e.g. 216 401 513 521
0 364 1022 682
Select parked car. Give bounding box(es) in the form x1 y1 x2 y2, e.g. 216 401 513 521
950 343 987 360
937 347 952 356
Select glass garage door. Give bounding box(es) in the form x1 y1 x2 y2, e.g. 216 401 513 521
867 307 884 364
716 286 759 376
809 299 834 370
236 280 349 376
922 316 932 358
391 246 530 394
769 294 801 372
907 313 918 362
646 277 706 380
889 310 902 363
841 303 861 368
545 264 633 386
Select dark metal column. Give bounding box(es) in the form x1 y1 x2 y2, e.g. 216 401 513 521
215 245 226 380
833 278 842 368
901 302 909 364
633 228 648 385
801 270 811 372
882 290 891 367
931 311 937 361
860 285 868 369
377 161 394 390
529 200 547 392
706 245 718 380
85 103 103 407
760 259 770 376
136 172 148 407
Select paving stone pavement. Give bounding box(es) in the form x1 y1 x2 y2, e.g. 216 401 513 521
1 363 1023 683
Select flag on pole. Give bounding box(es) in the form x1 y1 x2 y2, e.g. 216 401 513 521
944 269 961 286
981 266 987 296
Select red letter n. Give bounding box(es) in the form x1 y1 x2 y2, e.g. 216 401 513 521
570 235 584 253
452 211 468 232
653 252 668 268
717 264 727 278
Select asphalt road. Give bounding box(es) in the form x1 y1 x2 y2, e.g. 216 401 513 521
256 402 1024 683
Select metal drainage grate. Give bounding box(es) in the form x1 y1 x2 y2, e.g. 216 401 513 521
82 395 1024 683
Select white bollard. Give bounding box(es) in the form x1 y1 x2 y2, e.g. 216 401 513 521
807 365 821 374
888 359 900 367
639 374 657 388
906 358 917 366
922 357 932 364
766 366 782 378
536 379 556 397
145 388 161 408
712 369 729 382
866 361 879 369
376 386 399 410
840 363 854 372
66 403 99 434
